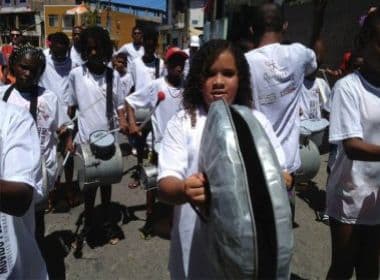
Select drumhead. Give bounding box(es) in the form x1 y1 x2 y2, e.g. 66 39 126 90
300 118 329 134
89 130 115 147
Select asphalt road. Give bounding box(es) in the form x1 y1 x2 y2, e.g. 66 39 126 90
43 142 331 279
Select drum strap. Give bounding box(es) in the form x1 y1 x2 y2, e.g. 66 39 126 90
105 67 115 130
154 57 160 79
3 85 38 121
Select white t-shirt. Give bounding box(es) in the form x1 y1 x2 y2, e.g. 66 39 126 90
245 43 317 172
117 42 144 68
0 100 48 279
300 77 331 120
0 85 70 191
65 66 124 144
39 52 72 105
126 77 183 151
157 107 285 279
70 46 84 68
129 56 165 91
327 72 380 225
119 72 134 98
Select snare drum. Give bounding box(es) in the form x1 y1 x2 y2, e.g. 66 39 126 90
135 108 150 124
76 130 124 191
296 140 320 182
89 130 116 160
300 118 329 148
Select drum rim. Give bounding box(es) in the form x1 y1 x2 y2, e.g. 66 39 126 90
89 129 115 147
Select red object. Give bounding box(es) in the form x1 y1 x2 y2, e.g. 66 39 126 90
157 91 166 101
339 51 352 72
165 47 189 61
1 45 14 64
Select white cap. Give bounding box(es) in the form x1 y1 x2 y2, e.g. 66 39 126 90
190 35 200 47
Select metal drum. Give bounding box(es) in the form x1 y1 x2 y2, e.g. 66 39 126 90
296 119 328 182
300 118 329 148
296 139 320 182
76 130 123 191
198 100 293 279
135 108 150 124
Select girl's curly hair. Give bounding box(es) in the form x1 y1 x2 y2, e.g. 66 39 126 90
183 39 253 127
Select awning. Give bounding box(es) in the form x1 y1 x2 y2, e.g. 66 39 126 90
66 3 89 15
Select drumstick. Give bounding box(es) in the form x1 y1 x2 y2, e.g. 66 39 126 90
138 91 166 130
56 151 71 178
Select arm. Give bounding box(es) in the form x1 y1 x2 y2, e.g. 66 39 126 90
125 101 140 135
0 181 33 216
117 107 128 134
0 108 42 216
309 0 327 49
343 138 380 161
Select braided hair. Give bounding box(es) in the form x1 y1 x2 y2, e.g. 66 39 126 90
8 43 46 77
183 39 253 127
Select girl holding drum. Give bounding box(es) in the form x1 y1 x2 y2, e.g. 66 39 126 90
157 39 287 279
326 7 380 279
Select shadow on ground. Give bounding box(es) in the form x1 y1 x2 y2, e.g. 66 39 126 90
296 181 326 222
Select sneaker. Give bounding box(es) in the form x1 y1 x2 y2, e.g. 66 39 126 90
321 214 329 225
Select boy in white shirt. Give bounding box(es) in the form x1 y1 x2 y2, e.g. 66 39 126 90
40 32 72 104
116 26 144 69
70 25 85 68
125 47 188 238
66 26 127 245
129 27 165 91
0 100 48 279
113 52 134 98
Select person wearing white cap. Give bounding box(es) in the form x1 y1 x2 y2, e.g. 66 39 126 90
183 35 200 77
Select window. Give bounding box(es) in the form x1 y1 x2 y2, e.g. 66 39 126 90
19 14 35 30
191 20 199 25
48 15 59 27
19 0 27 3
4 0 11 4
63 15 75 29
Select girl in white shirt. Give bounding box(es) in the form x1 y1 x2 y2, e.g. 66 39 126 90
326 8 380 279
157 39 288 279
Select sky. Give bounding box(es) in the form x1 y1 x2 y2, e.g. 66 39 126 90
110 0 166 11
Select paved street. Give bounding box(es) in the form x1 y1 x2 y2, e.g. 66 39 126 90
43 140 331 279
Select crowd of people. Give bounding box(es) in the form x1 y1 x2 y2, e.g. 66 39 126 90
0 1 379 279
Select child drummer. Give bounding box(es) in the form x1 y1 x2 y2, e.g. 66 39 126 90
65 26 127 245
125 47 188 238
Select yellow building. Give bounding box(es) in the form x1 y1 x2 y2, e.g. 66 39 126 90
44 4 136 48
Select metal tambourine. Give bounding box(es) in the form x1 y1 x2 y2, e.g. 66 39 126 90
75 130 123 191
198 100 293 279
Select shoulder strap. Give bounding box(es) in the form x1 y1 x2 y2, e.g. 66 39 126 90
29 87 38 122
2 84 15 102
2 84 38 122
155 57 160 79
106 67 114 130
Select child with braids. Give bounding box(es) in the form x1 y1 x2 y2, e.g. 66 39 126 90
326 7 380 279
0 44 72 248
157 39 286 279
